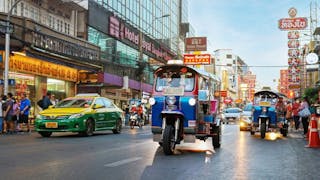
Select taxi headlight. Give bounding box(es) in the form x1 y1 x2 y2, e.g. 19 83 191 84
188 98 196 106
166 96 176 105
149 97 156 105
36 114 44 120
69 113 84 119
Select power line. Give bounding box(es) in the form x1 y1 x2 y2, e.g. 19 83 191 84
215 65 289 68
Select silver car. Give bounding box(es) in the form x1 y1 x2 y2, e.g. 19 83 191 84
221 107 242 124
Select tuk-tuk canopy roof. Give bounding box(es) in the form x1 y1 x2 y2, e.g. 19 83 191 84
154 64 221 82
254 90 280 99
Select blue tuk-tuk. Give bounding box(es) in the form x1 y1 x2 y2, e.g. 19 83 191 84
149 61 221 155
250 90 288 138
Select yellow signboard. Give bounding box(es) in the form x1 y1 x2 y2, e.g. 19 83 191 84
9 54 78 82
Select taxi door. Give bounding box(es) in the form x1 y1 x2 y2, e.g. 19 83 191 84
93 98 107 129
102 98 118 127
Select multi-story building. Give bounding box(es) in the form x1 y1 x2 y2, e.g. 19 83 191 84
0 0 191 113
0 0 101 116
85 0 190 107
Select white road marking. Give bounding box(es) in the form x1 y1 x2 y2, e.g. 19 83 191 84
104 157 142 167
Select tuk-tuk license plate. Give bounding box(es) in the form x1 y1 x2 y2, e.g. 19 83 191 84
45 122 58 128
259 101 271 106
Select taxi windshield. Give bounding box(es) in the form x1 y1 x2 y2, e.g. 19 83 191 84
55 98 94 108
155 69 195 92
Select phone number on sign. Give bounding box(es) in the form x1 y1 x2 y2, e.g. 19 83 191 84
278 18 307 30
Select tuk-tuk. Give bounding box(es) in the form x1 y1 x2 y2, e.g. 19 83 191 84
149 61 221 155
251 90 288 138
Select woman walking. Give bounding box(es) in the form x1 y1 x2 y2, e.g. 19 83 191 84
299 97 310 136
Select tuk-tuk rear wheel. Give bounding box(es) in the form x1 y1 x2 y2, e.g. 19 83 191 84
163 125 175 155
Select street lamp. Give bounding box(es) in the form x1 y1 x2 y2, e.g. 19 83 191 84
4 0 23 95
138 14 170 97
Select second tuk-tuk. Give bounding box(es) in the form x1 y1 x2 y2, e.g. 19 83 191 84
149 61 221 155
250 90 289 138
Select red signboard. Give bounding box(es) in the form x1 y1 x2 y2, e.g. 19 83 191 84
288 40 300 48
183 54 211 65
185 37 207 51
278 17 308 30
220 91 227 97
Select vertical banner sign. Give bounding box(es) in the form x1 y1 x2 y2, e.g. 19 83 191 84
278 7 307 98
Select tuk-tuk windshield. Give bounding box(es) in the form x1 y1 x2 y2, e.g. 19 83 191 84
155 70 195 92
253 94 278 106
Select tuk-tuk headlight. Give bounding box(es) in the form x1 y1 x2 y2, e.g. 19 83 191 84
188 98 196 106
262 107 267 113
149 97 156 105
166 96 176 105
316 107 320 114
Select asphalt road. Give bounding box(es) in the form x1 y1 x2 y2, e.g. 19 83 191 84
0 125 319 180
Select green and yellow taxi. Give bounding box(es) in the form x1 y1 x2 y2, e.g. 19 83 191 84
35 93 124 137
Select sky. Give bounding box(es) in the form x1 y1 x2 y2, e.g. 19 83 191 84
188 0 311 89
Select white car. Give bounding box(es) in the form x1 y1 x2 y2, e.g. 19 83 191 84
221 107 242 124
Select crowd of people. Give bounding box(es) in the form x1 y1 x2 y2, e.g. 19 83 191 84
276 97 312 137
0 92 57 135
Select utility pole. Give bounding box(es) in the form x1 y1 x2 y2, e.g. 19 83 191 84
4 0 23 96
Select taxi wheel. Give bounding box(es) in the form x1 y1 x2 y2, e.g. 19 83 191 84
112 119 122 134
83 119 94 136
39 131 52 137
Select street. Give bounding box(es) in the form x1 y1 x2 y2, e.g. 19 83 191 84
0 125 319 180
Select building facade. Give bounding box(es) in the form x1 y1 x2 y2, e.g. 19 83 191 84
0 0 191 112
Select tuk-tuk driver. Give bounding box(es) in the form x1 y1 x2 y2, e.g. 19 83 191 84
275 97 286 118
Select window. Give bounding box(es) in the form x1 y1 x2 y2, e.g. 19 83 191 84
226 54 232 59
94 98 105 108
103 98 115 108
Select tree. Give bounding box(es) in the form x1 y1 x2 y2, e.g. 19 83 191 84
302 87 320 104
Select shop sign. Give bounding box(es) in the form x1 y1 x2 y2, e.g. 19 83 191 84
288 49 300 57
288 31 300 39
183 54 211 65
224 98 232 104
0 79 15 85
288 66 300 74
220 90 227 97
288 40 300 48
185 37 207 51
288 83 300 89
10 54 78 82
288 74 300 83
278 17 308 30
32 32 100 61
288 58 300 66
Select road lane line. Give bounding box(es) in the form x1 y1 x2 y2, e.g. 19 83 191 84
104 157 142 167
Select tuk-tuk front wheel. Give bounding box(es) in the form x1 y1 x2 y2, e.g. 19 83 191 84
260 123 266 139
163 125 175 155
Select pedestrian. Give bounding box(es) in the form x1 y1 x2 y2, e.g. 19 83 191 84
299 97 310 136
4 93 15 134
19 93 31 133
50 94 56 106
12 97 20 133
292 98 301 131
285 101 294 130
275 97 286 120
125 105 130 125
42 92 53 110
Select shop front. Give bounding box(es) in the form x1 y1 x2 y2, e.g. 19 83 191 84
0 51 78 117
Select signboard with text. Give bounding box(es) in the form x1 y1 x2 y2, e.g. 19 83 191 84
185 37 207 51
278 17 308 30
183 54 211 65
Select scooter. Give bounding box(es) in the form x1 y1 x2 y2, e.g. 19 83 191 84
129 113 142 129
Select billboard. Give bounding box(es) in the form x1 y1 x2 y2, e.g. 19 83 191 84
185 37 207 51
